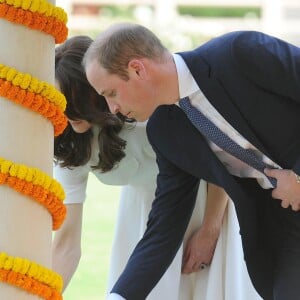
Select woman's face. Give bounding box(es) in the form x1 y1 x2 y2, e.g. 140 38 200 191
68 119 92 133
55 80 92 133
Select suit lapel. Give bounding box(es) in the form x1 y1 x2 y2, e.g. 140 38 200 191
178 50 270 157
156 105 235 186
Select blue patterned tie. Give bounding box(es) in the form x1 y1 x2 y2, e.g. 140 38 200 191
179 97 277 187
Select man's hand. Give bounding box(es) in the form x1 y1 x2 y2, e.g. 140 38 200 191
264 168 300 211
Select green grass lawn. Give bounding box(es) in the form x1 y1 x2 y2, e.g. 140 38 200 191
63 173 121 300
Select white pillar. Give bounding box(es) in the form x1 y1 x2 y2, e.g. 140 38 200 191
0 0 55 298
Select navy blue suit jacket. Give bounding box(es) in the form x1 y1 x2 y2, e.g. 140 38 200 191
112 31 300 300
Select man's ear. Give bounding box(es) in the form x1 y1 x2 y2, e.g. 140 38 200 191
128 59 147 79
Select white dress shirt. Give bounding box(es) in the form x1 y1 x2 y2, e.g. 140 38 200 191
107 293 126 300
173 53 281 189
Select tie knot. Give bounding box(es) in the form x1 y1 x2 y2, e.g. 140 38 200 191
179 97 190 110
179 96 189 103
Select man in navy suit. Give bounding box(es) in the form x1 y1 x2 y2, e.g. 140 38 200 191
84 23 300 300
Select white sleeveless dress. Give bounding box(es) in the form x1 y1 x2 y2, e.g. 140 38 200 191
54 122 262 300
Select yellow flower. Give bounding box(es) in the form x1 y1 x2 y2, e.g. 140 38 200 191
8 163 18 177
17 165 28 180
0 64 66 110
21 0 31 10
0 159 12 173
0 252 63 291
3 256 13 270
0 0 67 22
6 67 17 82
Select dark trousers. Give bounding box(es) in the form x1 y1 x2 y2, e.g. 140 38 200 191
271 200 300 300
233 178 300 300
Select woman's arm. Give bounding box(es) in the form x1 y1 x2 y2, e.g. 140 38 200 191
182 182 228 274
52 203 83 291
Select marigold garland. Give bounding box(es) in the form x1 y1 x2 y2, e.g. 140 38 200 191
0 0 67 22
0 157 66 230
0 1 68 43
0 269 62 300
0 64 67 136
0 78 67 136
0 252 63 298
0 64 66 111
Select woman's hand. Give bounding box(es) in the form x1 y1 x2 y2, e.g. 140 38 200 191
182 182 228 274
182 225 219 274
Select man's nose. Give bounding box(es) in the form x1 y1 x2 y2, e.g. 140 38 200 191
107 101 120 114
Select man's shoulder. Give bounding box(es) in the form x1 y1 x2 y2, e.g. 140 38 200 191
200 31 270 52
204 31 272 57
178 31 266 65
230 30 276 48
230 31 290 68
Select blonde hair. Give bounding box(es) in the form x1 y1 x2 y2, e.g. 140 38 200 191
83 23 168 80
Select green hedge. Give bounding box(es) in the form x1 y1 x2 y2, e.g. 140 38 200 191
100 5 261 19
177 6 261 18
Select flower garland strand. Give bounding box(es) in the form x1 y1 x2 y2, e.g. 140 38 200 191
0 64 66 111
0 252 63 300
0 157 66 230
0 64 67 136
0 269 62 300
0 0 68 43
0 0 67 22
0 78 67 136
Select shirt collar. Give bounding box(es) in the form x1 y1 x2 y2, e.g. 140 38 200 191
173 53 199 99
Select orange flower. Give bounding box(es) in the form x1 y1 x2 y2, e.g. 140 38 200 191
0 78 67 136
0 3 67 43
0 268 62 299
3 175 66 230
0 156 66 230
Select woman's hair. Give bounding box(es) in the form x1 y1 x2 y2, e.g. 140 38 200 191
83 23 168 80
55 35 131 172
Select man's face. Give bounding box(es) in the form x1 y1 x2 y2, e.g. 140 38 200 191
86 61 157 121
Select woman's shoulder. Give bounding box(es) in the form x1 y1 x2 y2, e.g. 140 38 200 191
121 121 156 159
54 162 90 185
91 121 158 186
120 121 147 139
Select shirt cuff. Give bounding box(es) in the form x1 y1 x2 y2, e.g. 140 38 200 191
107 293 126 300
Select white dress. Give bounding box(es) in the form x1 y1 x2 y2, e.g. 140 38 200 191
54 122 262 300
